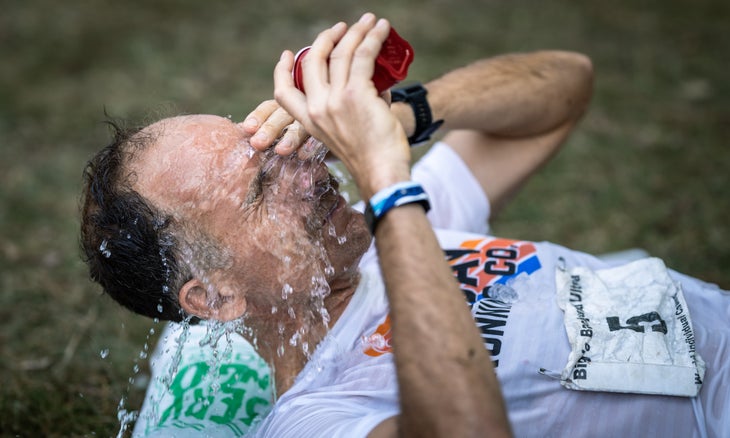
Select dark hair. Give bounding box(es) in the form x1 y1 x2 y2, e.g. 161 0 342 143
80 120 194 322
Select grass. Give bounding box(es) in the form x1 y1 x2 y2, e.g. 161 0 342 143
1 0 727 435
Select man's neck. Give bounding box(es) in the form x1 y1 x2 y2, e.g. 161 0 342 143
248 276 360 397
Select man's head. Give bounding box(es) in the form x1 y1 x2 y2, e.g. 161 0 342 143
81 114 371 324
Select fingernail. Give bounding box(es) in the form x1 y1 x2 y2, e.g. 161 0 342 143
275 138 292 153
243 117 258 130
252 132 269 145
359 13 374 24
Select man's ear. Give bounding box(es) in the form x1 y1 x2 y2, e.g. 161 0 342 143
178 279 247 321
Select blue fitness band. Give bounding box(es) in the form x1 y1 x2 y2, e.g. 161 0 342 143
363 181 431 234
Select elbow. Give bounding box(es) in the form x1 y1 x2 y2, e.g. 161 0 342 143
532 50 595 123
562 51 595 119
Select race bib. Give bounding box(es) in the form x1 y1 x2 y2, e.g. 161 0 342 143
555 257 705 397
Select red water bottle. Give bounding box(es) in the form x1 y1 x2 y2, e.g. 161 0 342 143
293 27 414 93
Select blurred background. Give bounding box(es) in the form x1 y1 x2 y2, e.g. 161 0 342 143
1 0 727 435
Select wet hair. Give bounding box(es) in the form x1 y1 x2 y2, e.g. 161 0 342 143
80 120 195 322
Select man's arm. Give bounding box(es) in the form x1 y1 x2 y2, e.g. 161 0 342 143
274 14 512 438
393 51 593 215
246 51 592 215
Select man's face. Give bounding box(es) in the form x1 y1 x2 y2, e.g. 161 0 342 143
130 114 371 319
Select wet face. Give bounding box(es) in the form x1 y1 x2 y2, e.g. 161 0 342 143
130 115 371 319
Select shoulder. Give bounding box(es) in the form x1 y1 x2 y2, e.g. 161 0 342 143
412 141 491 233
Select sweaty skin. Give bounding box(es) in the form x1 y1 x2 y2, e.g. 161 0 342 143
129 114 371 394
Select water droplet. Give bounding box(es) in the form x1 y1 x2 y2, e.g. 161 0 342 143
116 408 138 438
281 283 293 300
319 306 331 327
337 235 347 245
157 304 164 313
99 239 111 258
245 144 256 158
100 349 109 359
488 283 519 303
365 333 387 349
289 330 301 346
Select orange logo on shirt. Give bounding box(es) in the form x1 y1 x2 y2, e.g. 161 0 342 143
363 315 392 357
361 237 541 357
446 237 540 306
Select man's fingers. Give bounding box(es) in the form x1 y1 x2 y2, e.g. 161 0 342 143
274 50 309 127
249 107 297 150
239 100 279 134
300 21 347 97
328 13 376 91
349 18 390 89
273 14 389 158
274 122 309 155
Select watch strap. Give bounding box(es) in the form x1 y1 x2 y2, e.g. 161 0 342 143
364 181 431 234
391 83 444 145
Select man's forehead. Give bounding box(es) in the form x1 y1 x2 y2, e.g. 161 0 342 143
142 114 243 149
131 114 256 210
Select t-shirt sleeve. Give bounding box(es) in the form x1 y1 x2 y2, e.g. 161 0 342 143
412 141 491 234
351 141 491 233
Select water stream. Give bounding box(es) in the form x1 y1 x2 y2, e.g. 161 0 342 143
116 136 356 434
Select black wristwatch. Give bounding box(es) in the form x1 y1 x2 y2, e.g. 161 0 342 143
391 83 444 145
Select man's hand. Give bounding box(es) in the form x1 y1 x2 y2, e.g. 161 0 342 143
239 100 311 156
270 13 513 438
273 13 411 200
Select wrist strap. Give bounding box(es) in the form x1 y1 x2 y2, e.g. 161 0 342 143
364 181 431 234
391 83 444 145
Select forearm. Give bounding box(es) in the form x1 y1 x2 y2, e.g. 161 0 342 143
375 206 511 437
393 50 593 138
273 16 512 436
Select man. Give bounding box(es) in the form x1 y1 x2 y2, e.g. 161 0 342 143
81 14 728 437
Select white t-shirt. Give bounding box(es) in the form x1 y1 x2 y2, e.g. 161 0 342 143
253 142 730 437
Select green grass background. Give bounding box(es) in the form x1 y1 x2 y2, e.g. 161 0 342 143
1 0 728 435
